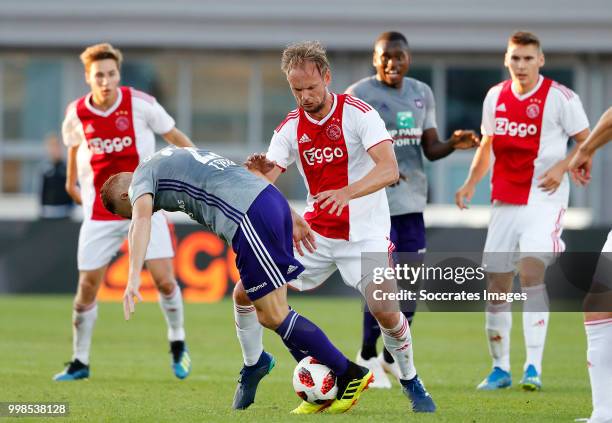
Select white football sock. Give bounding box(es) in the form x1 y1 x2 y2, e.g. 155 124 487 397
586 319 612 423
234 304 264 366
72 302 97 365
159 285 185 342
522 284 549 374
380 313 416 380
486 302 512 372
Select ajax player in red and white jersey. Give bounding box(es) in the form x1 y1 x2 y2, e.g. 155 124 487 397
54 43 194 381
569 107 612 423
456 32 590 392
232 42 436 414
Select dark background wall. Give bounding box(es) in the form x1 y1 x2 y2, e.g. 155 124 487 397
0 220 608 299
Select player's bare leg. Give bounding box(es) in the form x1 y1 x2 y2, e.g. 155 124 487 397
518 257 548 391
365 278 435 412
582 250 612 423
232 282 371 413
478 271 514 390
147 258 190 379
54 266 107 381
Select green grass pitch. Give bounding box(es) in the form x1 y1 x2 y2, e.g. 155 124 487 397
0 295 591 422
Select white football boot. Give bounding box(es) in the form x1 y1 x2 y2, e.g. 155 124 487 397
355 350 391 389
378 351 401 382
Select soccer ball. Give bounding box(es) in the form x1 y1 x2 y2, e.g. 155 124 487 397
292 356 338 404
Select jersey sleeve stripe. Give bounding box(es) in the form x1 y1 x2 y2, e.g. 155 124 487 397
345 95 373 110
274 110 299 132
366 138 393 151
345 96 372 113
345 99 369 113
551 82 574 100
130 87 156 104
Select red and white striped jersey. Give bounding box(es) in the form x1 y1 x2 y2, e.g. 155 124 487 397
267 93 392 241
481 76 589 206
62 86 175 220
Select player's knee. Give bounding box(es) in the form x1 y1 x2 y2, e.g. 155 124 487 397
371 310 400 329
519 258 545 285
154 275 177 297
232 280 252 306
255 306 287 330
76 274 100 303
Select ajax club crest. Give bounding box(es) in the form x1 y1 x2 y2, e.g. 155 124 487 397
325 123 342 141
115 116 130 131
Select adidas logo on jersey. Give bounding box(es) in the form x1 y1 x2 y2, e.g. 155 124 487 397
299 134 312 144
84 123 95 134
496 103 507 112
287 265 299 275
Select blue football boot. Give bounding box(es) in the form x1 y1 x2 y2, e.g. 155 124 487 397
477 367 512 390
53 359 90 381
401 375 437 412
520 364 542 391
232 351 276 410
170 341 191 380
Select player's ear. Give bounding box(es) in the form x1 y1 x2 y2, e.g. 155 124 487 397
120 192 129 201
323 69 331 86
539 52 545 68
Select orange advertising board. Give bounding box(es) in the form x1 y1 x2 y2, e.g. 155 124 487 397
98 228 240 303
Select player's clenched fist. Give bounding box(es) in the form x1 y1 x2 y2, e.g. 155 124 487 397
449 130 480 150
455 183 475 209
568 147 593 186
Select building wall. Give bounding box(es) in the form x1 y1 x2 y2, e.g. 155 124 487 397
0 0 611 222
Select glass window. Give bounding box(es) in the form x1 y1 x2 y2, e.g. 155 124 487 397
191 55 250 145
445 68 501 137
409 66 432 87
542 68 574 89
2 57 63 141
261 55 295 145
122 58 179 119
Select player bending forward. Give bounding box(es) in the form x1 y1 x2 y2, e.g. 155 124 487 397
569 107 612 423
233 41 436 414
456 31 590 391
54 43 193 381
100 146 373 414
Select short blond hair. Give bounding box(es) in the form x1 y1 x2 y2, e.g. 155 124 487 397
80 43 123 73
281 41 330 76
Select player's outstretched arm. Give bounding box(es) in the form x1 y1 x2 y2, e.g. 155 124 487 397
162 127 194 148
124 194 153 320
455 135 492 209
244 153 282 183
569 107 612 185
538 128 590 194
316 140 398 216
64 145 82 205
421 128 480 161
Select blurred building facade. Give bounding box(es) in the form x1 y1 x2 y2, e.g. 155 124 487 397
1 0 611 223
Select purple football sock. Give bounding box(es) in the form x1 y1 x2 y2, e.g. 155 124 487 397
275 309 349 376
361 309 381 359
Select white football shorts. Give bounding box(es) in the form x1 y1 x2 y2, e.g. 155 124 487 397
77 211 174 271
289 230 393 294
482 201 566 273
